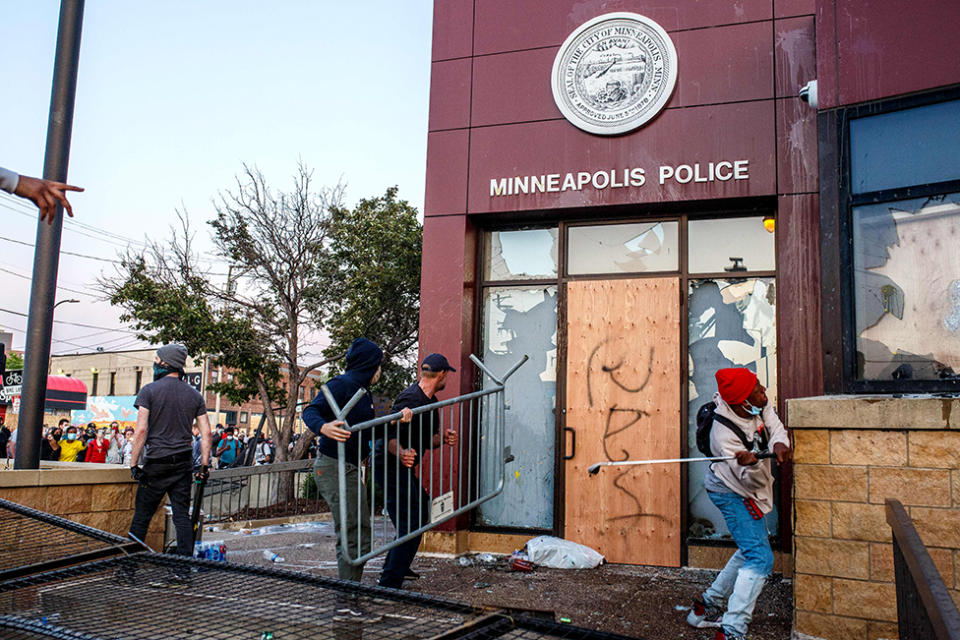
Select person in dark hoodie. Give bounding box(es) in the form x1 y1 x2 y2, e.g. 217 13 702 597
302 337 411 582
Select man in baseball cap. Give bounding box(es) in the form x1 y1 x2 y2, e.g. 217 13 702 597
420 353 456 373
372 352 458 589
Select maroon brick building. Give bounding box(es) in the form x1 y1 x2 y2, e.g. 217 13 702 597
418 0 960 568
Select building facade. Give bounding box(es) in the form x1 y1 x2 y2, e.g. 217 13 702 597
419 0 959 573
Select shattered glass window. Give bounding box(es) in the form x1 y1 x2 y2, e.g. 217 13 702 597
478 286 558 529
853 193 960 381
687 278 778 538
688 216 776 273
567 221 679 274
484 229 559 281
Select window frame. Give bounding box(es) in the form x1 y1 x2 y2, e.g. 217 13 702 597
834 87 960 394
474 209 781 549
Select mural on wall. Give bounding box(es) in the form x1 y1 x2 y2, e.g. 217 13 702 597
71 395 138 427
478 286 558 529
687 278 777 538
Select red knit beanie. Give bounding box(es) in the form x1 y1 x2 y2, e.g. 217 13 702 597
715 368 758 405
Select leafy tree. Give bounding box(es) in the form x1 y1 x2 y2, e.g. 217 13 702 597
317 186 422 397
102 167 423 466
6 352 24 370
104 164 342 462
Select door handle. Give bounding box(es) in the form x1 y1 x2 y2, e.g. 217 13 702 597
564 426 576 460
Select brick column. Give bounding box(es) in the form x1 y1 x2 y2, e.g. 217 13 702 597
789 396 960 640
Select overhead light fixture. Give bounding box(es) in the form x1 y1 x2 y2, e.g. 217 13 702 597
763 216 775 233
90 367 98 374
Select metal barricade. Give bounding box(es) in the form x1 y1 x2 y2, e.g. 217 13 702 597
202 459 321 525
321 354 527 566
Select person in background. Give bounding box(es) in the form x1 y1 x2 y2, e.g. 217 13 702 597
106 423 125 464
85 428 110 463
0 419 10 459
215 426 239 469
49 425 86 462
40 425 64 461
254 434 274 465
0 166 83 223
121 427 136 465
4 424 16 460
191 425 203 471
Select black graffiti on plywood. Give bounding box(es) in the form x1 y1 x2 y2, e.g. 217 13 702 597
585 341 664 522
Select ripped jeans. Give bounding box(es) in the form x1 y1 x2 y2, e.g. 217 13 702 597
702 490 774 636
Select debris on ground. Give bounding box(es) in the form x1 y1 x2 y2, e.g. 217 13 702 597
524 535 605 569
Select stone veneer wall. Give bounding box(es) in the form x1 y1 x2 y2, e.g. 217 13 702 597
0 464 166 552
788 396 960 640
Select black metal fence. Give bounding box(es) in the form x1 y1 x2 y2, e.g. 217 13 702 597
0 498 645 640
886 498 960 640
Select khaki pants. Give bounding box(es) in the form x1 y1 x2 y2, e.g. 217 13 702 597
314 453 371 581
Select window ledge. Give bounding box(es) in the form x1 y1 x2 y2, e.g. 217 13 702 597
787 395 960 430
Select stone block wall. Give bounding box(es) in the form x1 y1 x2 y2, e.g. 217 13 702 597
789 396 960 640
0 465 166 552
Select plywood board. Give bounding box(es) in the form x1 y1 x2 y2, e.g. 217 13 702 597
564 278 681 566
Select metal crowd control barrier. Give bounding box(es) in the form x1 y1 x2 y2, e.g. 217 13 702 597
322 354 528 566
202 459 319 526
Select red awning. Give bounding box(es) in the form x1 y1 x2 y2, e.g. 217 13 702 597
47 376 87 394
45 375 87 410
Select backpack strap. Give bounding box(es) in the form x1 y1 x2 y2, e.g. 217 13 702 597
711 413 755 452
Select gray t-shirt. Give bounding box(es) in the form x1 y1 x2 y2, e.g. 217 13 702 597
134 375 207 460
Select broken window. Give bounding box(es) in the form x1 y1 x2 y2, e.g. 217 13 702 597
567 221 679 274
484 229 558 281
688 216 776 273
687 278 778 539
853 193 960 381
478 286 558 529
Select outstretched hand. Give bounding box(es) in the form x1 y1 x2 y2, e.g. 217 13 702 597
14 175 83 223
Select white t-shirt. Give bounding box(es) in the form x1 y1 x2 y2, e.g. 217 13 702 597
0 166 20 193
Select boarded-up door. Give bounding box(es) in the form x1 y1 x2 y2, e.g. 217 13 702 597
564 278 681 566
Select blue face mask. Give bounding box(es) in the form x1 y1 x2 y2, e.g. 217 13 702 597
65 433 77 441
742 401 763 416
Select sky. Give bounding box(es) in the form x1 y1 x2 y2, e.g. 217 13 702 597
0 1 433 360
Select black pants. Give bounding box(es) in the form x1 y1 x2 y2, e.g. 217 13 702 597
129 458 193 556
374 459 431 589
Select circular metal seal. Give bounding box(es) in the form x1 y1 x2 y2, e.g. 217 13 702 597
551 12 678 135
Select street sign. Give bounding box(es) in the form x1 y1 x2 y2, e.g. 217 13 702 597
1 369 22 404
185 371 203 394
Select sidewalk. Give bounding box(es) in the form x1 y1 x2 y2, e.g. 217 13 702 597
207 521 793 639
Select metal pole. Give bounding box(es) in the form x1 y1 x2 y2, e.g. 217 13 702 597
15 0 85 470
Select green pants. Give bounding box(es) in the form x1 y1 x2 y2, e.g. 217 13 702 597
314 453 371 581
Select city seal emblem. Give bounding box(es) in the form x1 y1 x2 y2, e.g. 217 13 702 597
551 12 678 135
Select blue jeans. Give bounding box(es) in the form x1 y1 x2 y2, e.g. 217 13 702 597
703 490 774 635
374 457 431 589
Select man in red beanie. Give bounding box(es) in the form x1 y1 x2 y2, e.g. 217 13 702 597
685 367 791 640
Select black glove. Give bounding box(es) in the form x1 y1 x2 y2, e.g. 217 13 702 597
194 464 209 483
130 465 145 483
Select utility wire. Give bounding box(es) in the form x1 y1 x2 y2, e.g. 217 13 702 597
0 306 137 334
0 266 98 298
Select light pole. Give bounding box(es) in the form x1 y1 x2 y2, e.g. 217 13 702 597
16 0 85 470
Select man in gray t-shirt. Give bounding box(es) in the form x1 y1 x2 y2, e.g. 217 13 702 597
127 344 212 566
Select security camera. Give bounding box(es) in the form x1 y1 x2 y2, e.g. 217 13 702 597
799 80 818 109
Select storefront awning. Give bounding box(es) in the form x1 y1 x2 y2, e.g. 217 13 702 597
44 375 87 411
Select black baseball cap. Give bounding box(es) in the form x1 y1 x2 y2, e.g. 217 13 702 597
421 353 456 372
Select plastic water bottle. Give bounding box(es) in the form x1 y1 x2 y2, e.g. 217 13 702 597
262 550 284 563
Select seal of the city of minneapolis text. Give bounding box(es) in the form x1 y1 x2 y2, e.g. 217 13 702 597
551 12 677 135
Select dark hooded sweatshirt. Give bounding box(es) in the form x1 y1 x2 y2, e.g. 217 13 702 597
303 338 382 463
